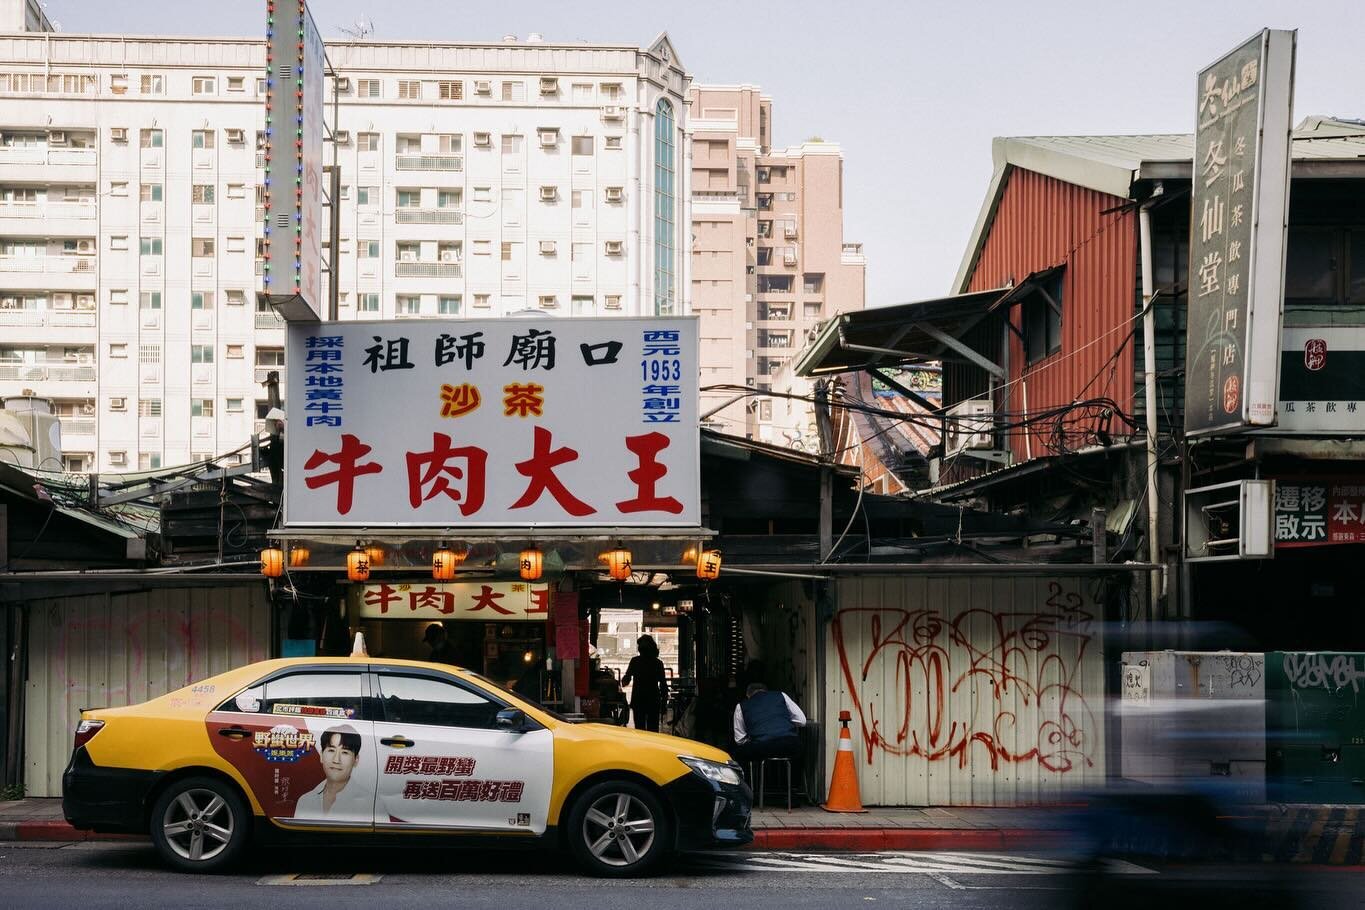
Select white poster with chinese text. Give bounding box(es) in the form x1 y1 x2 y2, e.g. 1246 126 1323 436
284 317 700 527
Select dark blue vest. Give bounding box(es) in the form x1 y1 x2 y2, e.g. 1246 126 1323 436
740 690 795 743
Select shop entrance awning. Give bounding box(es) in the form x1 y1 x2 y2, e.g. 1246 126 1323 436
794 287 1011 380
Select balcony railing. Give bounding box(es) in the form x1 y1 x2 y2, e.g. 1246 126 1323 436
0 255 96 274
0 201 97 220
0 307 97 328
58 416 96 436
0 147 97 166
255 311 286 329
396 261 461 278
395 154 463 171
395 209 464 224
0 361 95 381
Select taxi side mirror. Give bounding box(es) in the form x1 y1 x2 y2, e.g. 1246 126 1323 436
495 708 527 732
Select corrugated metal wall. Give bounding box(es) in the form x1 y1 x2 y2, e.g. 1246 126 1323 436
961 168 1138 463
827 574 1106 806
24 584 272 797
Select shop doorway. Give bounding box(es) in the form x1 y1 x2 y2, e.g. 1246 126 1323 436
357 618 549 703
592 608 679 729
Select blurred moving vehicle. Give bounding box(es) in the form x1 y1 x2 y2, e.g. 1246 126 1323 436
62 657 752 876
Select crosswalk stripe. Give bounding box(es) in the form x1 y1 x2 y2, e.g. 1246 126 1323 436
694 850 1154 877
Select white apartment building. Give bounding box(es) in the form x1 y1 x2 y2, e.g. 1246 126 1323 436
0 0 690 471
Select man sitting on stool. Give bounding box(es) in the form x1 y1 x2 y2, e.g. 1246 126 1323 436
733 682 806 762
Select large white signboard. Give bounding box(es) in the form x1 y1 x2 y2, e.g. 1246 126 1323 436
285 317 700 527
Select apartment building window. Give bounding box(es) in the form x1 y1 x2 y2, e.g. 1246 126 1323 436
438 295 461 315
571 295 593 316
256 78 266 93
109 235 129 251
109 343 128 359
357 79 380 98
396 242 419 262
604 135 622 150
803 302 822 319
192 76 216 95
438 242 459 262
572 136 593 156
438 80 463 101
359 240 380 260
358 293 379 312
256 347 285 367
437 189 461 209
140 128 163 148
138 398 162 417
757 220 772 238
653 99 677 316
226 183 245 199
473 294 490 308
501 81 525 102
139 454 162 470
756 248 772 266
1022 270 1064 364
472 240 491 256
226 344 244 359
397 80 421 100
357 186 377 207
192 239 215 257
358 132 380 152
139 344 161 365
803 273 825 294
110 181 128 197
109 397 128 413
226 398 244 413
501 134 523 155
600 82 623 100
396 295 421 316
571 83 593 103
140 238 163 256
140 184 163 202
191 398 214 417
192 185 215 204
226 236 245 253
473 187 491 203
227 76 244 92
438 134 461 154
191 291 213 310
110 289 129 306
109 73 128 93
500 242 515 262
396 134 421 153
190 344 214 364
140 74 164 94
396 189 421 209
604 295 621 309
226 290 246 307
758 275 793 294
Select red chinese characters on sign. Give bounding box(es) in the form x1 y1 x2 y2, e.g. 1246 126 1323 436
406 433 487 515
510 426 596 517
616 432 684 514
360 582 550 619
1305 338 1327 372
469 584 513 616
303 434 383 515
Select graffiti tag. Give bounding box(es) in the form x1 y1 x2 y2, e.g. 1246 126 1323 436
1283 652 1365 693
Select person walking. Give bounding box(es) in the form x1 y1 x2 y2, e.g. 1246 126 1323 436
621 635 669 732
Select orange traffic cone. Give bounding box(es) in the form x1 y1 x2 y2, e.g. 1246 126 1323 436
823 709 866 813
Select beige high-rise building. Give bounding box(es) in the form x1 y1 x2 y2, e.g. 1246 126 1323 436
689 85 865 446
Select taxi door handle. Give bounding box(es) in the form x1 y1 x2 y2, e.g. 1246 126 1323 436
381 736 415 749
217 726 251 740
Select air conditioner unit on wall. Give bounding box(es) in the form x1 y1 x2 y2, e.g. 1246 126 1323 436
945 399 994 455
601 105 625 120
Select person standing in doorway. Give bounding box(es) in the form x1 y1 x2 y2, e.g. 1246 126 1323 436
423 623 459 665
621 634 669 732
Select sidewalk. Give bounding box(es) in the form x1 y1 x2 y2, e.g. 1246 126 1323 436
4 797 1361 863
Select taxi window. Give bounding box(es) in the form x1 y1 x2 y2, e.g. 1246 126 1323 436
219 672 364 722
376 674 502 729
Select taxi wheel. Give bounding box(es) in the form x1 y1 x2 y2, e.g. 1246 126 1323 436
149 776 250 873
567 780 671 877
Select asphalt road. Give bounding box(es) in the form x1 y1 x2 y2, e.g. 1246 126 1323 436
1 841 1360 909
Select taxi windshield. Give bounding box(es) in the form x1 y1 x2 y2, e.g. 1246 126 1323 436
462 669 568 722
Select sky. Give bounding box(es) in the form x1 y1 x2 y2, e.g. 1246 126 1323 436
44 0 1365 307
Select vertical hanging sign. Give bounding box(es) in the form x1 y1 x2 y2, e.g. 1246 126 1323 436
1184 30 1295 435
263 0 325 321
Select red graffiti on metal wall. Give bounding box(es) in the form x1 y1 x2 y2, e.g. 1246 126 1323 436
832 583 1097 773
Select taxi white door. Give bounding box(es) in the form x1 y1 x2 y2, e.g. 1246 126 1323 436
370 668 553 834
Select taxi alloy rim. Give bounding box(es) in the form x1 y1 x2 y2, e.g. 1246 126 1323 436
161 788 234 862
582 792 655 867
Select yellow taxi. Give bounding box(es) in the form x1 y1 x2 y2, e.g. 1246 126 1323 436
61 657 752 876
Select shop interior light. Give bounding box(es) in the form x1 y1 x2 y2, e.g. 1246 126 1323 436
259 546 284 578
365 543 385 567
288 544 309 568
603 542 633 582
696 549 723 581
522 649 535 664
680 545 699 565
347 543 371 583
519 545 544 581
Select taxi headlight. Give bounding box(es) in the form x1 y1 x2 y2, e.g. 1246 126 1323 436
679 756 742 787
